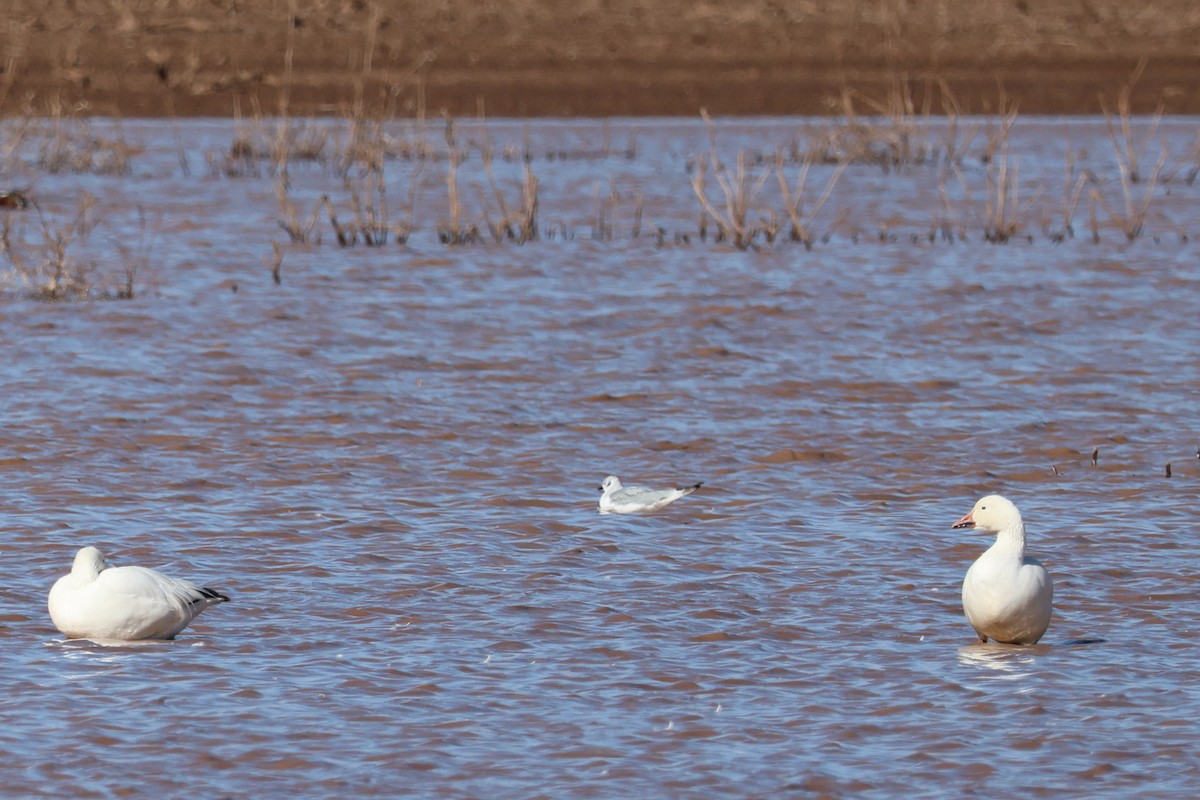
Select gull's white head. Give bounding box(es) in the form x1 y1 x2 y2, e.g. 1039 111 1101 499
599 476 623 494
952 494 1022 533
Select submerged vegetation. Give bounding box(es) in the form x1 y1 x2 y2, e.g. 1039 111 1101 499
0 64 1196 298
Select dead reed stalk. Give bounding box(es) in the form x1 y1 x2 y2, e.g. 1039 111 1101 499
828 78 937 170
775 152 846 248
265 241 283 285
1045 151 1088 242
479 147 538 243
34 104 141 175
1092 145 1166 243
322 153 419 247
982 104 1041 243
1096 66 1167 242
351 166 391 246
1185 133 1200 185
437 118 478 245
1101 58 1156 183
983 137 1019 243
935 81 980 168
690 110 771 249
592 183 612 242
933 165 970 243
109 206 161 299
591 182 644 242
274 175 321 243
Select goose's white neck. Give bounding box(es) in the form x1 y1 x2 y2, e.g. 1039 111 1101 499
990 516 1027 555
71 547 110 580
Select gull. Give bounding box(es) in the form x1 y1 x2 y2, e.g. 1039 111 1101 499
952 495 1053 645
48 546 229 642
598 475 702 514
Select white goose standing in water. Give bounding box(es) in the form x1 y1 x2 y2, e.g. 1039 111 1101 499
952 495 1053 645
48 546 229 641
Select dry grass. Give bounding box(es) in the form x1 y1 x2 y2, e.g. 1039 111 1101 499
9 0 1200 120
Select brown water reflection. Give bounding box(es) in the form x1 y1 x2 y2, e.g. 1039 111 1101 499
0 118 1198 797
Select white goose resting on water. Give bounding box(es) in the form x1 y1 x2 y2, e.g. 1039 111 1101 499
953 495 1053 645
48 546 229 641
598 475 702 514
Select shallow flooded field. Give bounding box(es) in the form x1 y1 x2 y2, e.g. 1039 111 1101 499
1 115 1198 798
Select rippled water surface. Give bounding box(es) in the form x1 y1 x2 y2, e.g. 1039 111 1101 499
2 117 1199 798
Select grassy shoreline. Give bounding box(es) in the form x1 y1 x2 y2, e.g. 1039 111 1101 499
3 1 1200 118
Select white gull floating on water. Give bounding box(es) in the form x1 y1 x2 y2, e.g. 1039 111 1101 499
598 475 702 514
48 546 229 641
953 495 1053 645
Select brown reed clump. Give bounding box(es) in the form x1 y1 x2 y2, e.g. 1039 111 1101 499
436 118 479 245
322 158 420 248
931 166 970 243
981 104 1040 243
478 147 538 244
0 194 100 300
775 151 846 249
690 148 769 249
14 102 143 176
820 78 940 171
274 174 321 244
690 110 772 250
591 181 644 242
1094 60 1167 243
1042 149 1088 243
110 206 161 300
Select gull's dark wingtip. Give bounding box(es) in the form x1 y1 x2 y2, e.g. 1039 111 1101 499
199 586 231 603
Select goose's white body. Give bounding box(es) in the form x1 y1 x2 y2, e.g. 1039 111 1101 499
598 475 702 514
48 546 229 641
953 495 1053 645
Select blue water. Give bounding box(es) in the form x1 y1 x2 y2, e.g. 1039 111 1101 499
1 116 1198 798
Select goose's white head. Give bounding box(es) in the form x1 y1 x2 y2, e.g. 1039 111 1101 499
72 546 111 577
952 494 1023 533
599 476 623 494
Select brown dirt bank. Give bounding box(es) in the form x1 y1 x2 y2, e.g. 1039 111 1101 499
4 0 1200 118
